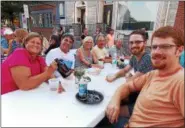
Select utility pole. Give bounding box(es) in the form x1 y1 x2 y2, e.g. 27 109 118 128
23 4 30 32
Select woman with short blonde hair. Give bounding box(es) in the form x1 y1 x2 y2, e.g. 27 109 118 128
75 36 103 68
82 36 94 47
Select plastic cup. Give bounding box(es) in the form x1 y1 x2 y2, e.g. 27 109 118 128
98 61 104 67
48 78 59 91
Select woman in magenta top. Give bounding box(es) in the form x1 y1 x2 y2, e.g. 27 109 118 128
1 32 58 94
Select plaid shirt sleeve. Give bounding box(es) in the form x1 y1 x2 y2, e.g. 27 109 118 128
137 53 153 73
129 56 136 68
129 56 134 68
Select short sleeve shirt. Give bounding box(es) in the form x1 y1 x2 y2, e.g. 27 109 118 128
1 37 8 49
92 45 109 60
128 52 153 103
129 69 184 127
45 47 75 77
1 48 46 94
129 52 153 73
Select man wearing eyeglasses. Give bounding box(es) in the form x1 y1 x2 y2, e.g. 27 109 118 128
46 33 75 78
105 29 153 127
106 26 184 127
106 29 153 82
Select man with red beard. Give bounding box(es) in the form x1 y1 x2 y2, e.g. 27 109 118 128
105 29 153 127
106 26 184 127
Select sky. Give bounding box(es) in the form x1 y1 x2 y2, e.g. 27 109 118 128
127 1 159 21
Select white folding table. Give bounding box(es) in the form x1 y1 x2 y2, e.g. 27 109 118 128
2 63 126 127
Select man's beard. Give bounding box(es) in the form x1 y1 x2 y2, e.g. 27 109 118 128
131 46 145 55
152 62 166 69
151 53 167 69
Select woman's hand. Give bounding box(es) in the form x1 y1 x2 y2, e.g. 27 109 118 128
106 98 120 124
46 61 58 77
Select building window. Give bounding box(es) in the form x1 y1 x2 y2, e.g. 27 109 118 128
59 2 65 18
31 10 53 28
104 0 113 5
118 1 159 31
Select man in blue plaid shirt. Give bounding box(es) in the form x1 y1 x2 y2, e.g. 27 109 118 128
106 29 153 128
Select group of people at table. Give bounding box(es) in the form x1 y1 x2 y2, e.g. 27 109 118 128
1 25 184 127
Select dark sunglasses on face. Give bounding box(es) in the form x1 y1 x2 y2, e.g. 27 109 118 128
151 44 177 50
129 40 144 45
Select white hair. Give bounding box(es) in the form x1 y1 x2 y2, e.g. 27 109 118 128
82 36 94 47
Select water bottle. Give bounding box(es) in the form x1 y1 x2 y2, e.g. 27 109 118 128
112 52 117 68
78 77 88 99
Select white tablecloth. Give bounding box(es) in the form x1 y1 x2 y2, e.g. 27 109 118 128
2 63 126 127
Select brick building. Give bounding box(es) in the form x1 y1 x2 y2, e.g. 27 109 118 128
174 1 184 33
28 1 129 40
29 2 58 40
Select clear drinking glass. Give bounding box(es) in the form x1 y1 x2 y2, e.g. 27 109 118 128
48 78 59 91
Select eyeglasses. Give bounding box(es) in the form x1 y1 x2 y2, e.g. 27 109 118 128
151 44 177 50
129 40 144 45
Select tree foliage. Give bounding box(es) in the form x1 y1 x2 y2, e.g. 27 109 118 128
1 1 24 21
1 1 46 23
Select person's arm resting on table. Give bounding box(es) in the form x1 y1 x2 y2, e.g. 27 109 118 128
11 61 57 90
106 73 148 124
77 48 92 67
106 64 132 82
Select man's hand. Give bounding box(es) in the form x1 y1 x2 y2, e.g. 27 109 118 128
106 74 117 82
106 98 120 124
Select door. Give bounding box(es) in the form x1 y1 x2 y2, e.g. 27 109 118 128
103 5 113 27
81 9 85 30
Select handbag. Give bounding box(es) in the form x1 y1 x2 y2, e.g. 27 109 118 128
55 58 73 78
